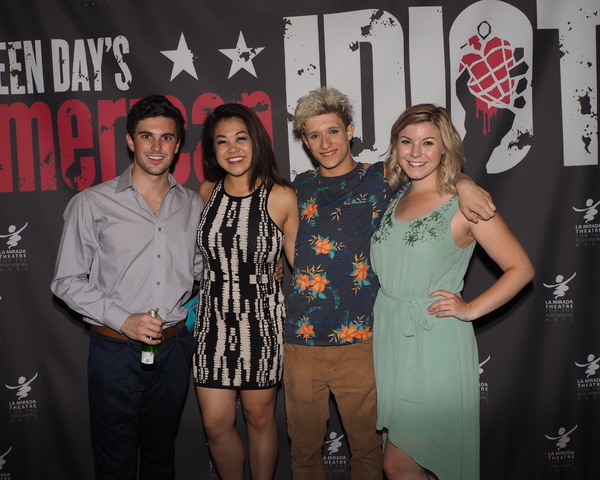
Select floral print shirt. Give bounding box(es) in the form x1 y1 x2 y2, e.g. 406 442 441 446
285 162 404 346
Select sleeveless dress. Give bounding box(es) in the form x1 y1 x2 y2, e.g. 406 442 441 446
371 195 480 480
193 181 285 389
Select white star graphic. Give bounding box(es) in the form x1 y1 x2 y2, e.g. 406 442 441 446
161 32 198 81
219 31 264 79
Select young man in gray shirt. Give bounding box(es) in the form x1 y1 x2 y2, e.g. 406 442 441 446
51 95 203 480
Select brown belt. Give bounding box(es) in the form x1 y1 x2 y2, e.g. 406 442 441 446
91 321 185 342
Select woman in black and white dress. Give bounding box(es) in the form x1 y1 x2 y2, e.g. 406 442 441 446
193 103 298 480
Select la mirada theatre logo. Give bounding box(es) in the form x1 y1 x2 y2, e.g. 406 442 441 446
0 222 28 272
543 272 575 322
545 425 577 472
5 373 38 422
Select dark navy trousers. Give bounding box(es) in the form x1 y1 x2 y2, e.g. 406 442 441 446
87 327 197 480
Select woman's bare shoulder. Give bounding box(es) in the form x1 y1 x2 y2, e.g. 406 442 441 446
198 180 216 203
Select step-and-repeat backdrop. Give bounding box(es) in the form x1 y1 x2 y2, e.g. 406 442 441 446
0 0 598 478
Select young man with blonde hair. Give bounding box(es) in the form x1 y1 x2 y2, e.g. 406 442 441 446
283 87 495 479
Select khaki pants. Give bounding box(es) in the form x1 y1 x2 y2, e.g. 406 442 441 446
283 340 383 480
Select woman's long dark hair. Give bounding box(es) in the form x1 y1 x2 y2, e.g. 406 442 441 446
201 103 289 191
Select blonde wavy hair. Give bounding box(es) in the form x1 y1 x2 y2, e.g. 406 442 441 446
385 104 465 195
293 87 354 137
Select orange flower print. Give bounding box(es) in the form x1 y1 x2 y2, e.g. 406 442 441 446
337 325 358 343
298 321 315 339
292 266 329 303
329 316 371 344
295 274 311 291
310 274 328 293
303 202 318 219
355 326 372 341
296 316 316 344
315 237 333 255
353 261 369 282
352 253 372 293
311 235 341 258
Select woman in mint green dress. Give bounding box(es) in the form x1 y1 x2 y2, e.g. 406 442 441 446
371 104 534 480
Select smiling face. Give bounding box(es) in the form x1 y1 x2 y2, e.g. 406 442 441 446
126 116 180 178
396 122 446 184
301 112 356 177
213 117 253 179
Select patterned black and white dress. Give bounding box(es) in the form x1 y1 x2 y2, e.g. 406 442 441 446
193 180 285 389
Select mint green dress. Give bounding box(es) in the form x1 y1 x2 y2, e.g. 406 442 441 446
371 195 479 480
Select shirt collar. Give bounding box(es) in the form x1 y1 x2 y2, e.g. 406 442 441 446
115 164 184 193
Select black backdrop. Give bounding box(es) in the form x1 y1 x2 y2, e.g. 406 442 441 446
0 0 598 478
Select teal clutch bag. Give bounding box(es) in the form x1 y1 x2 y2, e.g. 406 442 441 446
183 294 199 333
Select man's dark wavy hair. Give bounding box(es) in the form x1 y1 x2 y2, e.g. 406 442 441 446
126 94 186 144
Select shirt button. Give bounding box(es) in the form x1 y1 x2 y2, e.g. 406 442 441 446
156 281 160 285
157 254 161 258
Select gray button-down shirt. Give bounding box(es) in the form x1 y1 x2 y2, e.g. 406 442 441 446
51 165 203 332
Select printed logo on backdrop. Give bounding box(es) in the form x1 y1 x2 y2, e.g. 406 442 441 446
323 431 349 477
545 425 577 472
450 2 533 176
0 30 272 193
479 355 491 404
83 0 111 6
0 446 12 478
575 353 600 400
161 30 263 83
573 198 600 247
0 223 28 272
5 373 38 422
543 272 576 322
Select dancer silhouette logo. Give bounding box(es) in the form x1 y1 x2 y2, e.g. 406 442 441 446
543 273 576 323
575 353 600 400
545 425 577 472
5 373 39 422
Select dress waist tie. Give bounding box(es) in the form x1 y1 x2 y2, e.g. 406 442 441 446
378 288 437 404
